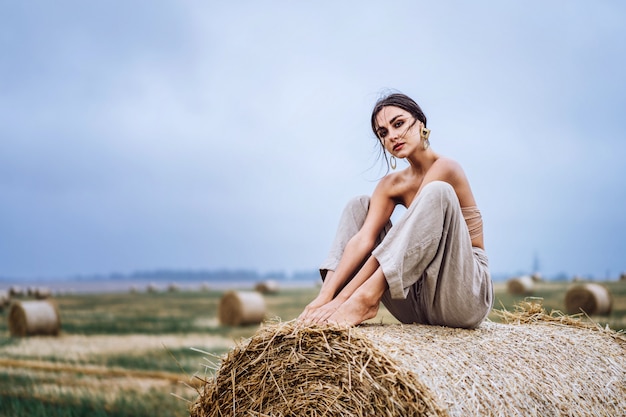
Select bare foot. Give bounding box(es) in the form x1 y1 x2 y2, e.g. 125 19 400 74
326 292 379 326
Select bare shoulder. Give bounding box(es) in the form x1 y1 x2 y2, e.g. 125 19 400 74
429 157 468 182
427 156 476 205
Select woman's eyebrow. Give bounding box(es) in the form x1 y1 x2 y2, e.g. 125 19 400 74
377 114 405 135
388 114 403 125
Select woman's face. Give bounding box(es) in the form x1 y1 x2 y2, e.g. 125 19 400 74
375 106 421 156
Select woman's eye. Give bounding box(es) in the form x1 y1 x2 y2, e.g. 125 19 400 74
394 120 404 128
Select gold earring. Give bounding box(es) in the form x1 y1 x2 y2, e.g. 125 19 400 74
421 127 431 150
390 156 397 170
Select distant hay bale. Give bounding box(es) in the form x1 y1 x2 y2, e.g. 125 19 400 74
167 282 180 292
8 300 61 337
564 283 613 315
34 287 51 299
531 272 543 282
146 283 159 293
190 302 626 417
9 285 24 297
199 282 210 292
218 291 266 326
0 289 9 311
506 275 534 295
620 272 626 281
254 279 280 294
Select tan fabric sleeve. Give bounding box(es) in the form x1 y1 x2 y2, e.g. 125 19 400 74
461 206 483 240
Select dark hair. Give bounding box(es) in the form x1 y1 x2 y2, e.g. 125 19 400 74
370 93 427 138
370 92 427 172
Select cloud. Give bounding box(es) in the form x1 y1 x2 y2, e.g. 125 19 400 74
0 1 625 278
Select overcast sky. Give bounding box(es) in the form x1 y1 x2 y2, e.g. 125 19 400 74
1 1 625 281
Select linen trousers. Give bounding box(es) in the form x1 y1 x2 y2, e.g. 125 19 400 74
320 181 493 329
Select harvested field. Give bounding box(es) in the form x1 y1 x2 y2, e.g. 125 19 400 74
0 281 625 416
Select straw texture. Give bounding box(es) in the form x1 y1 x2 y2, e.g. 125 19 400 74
8 300 61 337
564 283 612 315
218 291 266 326
191 302 625 417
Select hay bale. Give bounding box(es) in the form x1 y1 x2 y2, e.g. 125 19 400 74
9 285 24 297
254 279 280 294
218 291 265 326
8 300 61 337
34 287 51 299
620 272 626 281
506 275 534 295
0 289 9 311
191 303 626 417
564 283 612 315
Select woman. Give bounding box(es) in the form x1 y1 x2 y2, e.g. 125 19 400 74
299 92 493 329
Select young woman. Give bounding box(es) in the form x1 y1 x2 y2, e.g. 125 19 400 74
298 92 493 328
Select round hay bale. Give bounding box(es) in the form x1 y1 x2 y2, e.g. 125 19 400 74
191 304 626 417
506 275 534 295
564 283 612 315
9 285 24 297
34 287 51 299
254 279 280 294
531 272 543 282
146 282 159 293
0 289 9 311
8 300 61 337
218 291 265 326
620 272 626 281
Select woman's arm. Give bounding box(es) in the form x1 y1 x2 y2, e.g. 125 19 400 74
321 181 395 293
299 179 396 320
421 157 484 249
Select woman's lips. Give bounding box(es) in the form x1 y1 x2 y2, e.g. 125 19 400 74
393 143 404 151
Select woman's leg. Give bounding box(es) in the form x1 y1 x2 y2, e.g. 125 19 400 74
319 195 391 283
373 181 493 328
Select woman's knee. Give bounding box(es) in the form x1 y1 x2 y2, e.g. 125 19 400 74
422 180 455 198
346 195 370 213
